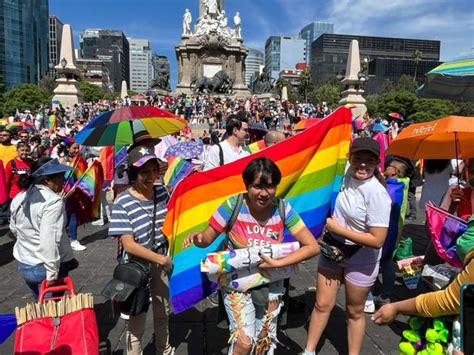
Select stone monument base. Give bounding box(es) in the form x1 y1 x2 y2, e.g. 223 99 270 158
52 78 82 109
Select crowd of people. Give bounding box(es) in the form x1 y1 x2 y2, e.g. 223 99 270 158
0 94 472 354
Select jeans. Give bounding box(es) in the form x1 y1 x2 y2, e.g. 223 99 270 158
406 188 417 218
222 280 285 355
368 256 396 300
66 212 77 241
18 262 70 301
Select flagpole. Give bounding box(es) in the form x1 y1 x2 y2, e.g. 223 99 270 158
62 163 94 199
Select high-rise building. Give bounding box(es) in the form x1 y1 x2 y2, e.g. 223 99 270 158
299 22 334 65
0 0 49 90
245 48 264 86
76 58 113 92
311 33 441 94
151 54 170 90
264 36 305 80
79 29 130 92
48 16 64 78
128 38 152 93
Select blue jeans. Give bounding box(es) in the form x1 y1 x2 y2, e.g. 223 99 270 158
18 262 70 301
66 212 77 241
368 256 396 301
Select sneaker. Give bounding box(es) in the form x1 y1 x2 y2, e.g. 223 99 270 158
70 240 87 251
91 219 105 226
373 295 391 306
364 299 375 314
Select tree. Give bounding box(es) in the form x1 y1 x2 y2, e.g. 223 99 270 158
2 84 47 114
298 68 312 103
411 49 423 82
275 77 289 97
309 82 341 109
103 92 120 100
127 90 138 97
408 98 457 122
80 81 104 102
39 76 57 99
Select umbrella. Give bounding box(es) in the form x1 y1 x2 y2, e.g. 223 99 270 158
386 115 474 160
165 141 203 160
248 123 268 134
74 106 186 146
146 91 157 97
294 118 321 131
388 112 404 121
416 52 474 101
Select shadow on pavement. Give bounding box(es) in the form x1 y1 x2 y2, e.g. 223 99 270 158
95 300 121 355
0 240 14 267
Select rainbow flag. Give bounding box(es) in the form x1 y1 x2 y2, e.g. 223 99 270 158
382 177 409 258
63 155 88 194
425 204 467 268
164 156 194 190
48 114 57 132
247 139 266 154
162 107 352 313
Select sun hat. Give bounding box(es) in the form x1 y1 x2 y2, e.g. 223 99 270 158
31 158 75 178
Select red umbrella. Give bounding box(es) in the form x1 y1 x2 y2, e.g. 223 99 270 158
294 118 322 131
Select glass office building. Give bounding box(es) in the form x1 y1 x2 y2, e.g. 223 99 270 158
311 33 441 94
245 48 264 86
299 22 334 65
265 36 305 80
0 0 49 90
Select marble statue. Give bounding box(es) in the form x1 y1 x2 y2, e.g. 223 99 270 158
234 12 241 38
205 0 219 18
182 9 192 36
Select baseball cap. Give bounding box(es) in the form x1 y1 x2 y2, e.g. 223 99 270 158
31 158 75 178
128 146 159 168
350 137 380 159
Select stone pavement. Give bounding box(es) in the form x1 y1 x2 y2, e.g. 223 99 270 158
0 219 430 354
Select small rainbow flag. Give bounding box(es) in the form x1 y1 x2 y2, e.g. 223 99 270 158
163 107 352 313
164 156 194 190
247 139 266 154
63 155 88 194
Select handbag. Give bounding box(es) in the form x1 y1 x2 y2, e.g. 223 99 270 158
318 230 362 263
102 260 150 316
14 276 99 355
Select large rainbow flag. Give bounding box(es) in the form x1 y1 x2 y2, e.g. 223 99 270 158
162 107 352 313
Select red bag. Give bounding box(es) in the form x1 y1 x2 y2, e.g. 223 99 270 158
14 277 99 355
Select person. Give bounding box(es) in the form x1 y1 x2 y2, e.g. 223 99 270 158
372 215 474 328
365 158 410 311
108 146 173 355
418 159 452 215
10 158 76 300
234 12 241 38
18 130 29 144
0 129 17 168
203 116 250 171
440 158 474 220
263 130 285 147
183 157 320 354
4 142 33 201
303 137 392 355
182 8 192 36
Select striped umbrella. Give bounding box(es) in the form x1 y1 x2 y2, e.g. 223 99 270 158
416 52 474 101
75 106 186 146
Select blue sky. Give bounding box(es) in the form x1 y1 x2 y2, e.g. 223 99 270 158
50 0 474 89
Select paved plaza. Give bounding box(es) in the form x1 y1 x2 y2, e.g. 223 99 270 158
0 219 428 354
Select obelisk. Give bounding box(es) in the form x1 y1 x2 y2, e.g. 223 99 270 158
52 24 82 109
339 40 367 119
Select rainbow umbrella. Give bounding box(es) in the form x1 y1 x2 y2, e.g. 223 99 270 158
294 118 322 131
388 112 404 121
416 52 474 101
75 106 186 146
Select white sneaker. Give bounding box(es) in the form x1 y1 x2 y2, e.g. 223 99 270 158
70 240 87 251
364 299 375 314
120 312 129 320
91 219 105 226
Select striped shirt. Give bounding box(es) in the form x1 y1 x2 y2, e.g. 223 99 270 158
109 185 169 248
209 194 306 250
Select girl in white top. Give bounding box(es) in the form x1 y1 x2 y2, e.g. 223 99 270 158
304 138 392 355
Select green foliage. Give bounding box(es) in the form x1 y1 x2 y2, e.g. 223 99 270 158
298 69 312 102
103 92 120 100
39 76 57 99
412 49 423 81
408 98 456 122
80 81 103 102
275 77 289 96
309 82 341 109
2 84 47 114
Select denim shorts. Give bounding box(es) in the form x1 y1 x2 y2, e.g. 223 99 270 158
221 280 285 355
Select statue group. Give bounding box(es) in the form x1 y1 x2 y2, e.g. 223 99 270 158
251 72 275 94
182 0 241 40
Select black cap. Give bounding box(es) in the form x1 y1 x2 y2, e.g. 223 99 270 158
350 137 380 158
128 146 158 168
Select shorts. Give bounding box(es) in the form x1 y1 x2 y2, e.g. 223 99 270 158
318 255 380 288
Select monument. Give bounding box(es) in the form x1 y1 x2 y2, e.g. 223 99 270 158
52 24 83 109
174 0 250 97
339 40 367 119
